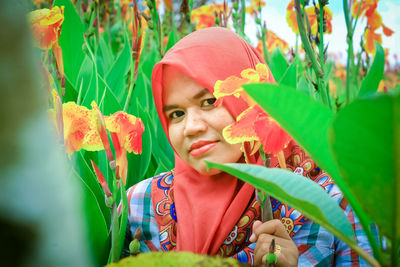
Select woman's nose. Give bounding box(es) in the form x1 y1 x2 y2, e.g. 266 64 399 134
183 109 207 137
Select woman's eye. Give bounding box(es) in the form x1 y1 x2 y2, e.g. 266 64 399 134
169 110 185 119
202 98 216 106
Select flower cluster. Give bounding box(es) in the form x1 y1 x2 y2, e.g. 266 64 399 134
49 91 144 184
286 0 332 35
214 64 291 157
191 3 225 30
256 30 289 55
29 6 65 88
351 0 394 54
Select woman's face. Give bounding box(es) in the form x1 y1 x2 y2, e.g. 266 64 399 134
162 66 243 176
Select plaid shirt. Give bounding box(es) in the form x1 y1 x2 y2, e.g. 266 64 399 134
125 173 375 266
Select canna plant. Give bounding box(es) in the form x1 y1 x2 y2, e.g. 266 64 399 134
28 0 399 266
208 1 398 267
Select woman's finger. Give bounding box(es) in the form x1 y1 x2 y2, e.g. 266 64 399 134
252 219 291 241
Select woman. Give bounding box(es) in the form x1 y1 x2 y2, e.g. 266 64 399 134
126 27 373 266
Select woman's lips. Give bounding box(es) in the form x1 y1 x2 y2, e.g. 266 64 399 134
189 141 218 156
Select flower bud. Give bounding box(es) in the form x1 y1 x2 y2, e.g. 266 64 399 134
129 239 140 255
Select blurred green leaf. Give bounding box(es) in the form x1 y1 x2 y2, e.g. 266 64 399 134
106 32 132 101
330 93 400 240
297 76 313 97
206 162 356 246
269 48 288 82
54 0 85 86
165 27 179 53
72 169 110 266
99 34 114 74
359 42 385 96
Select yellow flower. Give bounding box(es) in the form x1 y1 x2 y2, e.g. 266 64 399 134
28 6 64 50
191 4 224 30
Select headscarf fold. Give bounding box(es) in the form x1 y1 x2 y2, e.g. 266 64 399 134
151 27 275 254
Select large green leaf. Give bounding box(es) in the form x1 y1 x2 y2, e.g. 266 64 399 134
330 93 400 240
359 43 385 96
72 169 110 266
54 0 85 86
206 162 356 245
243 83 371 232
269 48 288 82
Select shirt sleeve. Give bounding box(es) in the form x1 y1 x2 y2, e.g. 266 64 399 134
125 178 162 253
294 184 377 266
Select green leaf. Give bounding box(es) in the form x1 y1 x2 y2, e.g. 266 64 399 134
297 76 313 97
359 42 385 96
63 75 78 103
118 184 129 259
126 103 152 187
54 0 85 86
99 34 114 74
330 92 400 241
72 169 110 266
98 75 122 115
106 32 131 99
165 28 179 53
278 59 297 88
72 151 111 227
269 48 288 82
206 162 356 246
78 56 96 107
243 83 371 233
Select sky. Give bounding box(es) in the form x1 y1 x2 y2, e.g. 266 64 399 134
245 0 400 64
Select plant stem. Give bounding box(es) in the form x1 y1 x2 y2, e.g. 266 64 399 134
240 0 246 36
343 0 354 103
294 0 330 108
294 0 323 79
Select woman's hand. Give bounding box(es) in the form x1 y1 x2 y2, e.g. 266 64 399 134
249 219 299 266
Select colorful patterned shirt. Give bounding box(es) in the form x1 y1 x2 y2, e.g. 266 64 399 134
125 170 376 266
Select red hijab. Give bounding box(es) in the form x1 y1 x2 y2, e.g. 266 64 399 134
151 27 274 254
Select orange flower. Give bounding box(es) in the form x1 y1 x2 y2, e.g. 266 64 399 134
256 31 289 54
60 102 103 156
28 6 64 50
367 9 382 31
286 1 332 35
286 0 299 34
214 63 271 106
29 6 65 82
246 0 266 16
382 24 394 36
223 105 291 154
364 28 382 54
351 0 378 18
105 112 144 184
214 63 291 156
307 5 333 35
191 4 224 30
